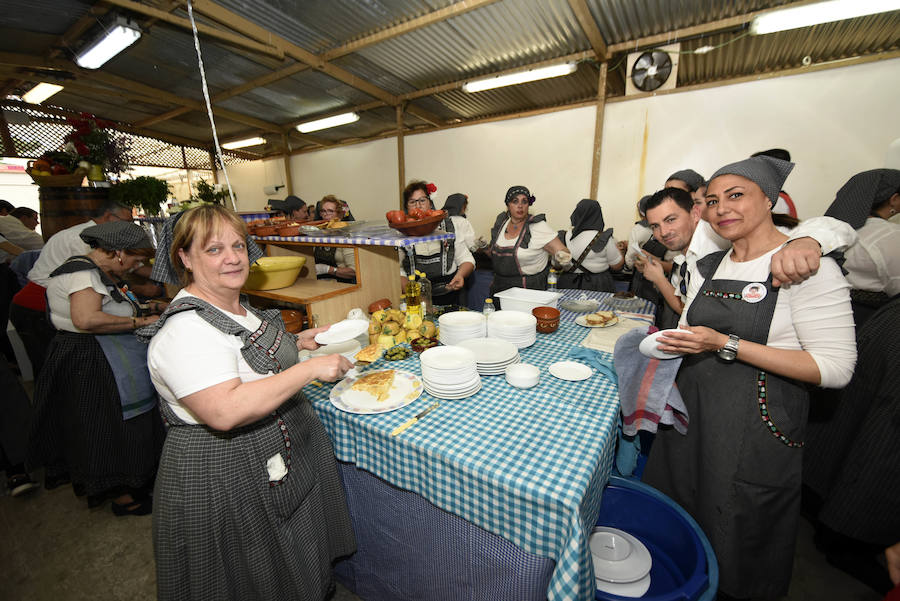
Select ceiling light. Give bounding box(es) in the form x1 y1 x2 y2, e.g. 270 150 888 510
296 112 359 133
462 63 578 93
22 82 64 104
222 136 266 150
750 0 900 35
75 17 142 69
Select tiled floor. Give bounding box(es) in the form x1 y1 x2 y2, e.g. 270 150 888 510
0 473 885 601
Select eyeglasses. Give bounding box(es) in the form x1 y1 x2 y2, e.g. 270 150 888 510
408 197 429 206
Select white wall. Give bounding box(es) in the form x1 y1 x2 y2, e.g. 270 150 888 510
216 57 900 240
220 157 286 211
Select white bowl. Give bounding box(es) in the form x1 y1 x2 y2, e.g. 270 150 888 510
505 363 540 388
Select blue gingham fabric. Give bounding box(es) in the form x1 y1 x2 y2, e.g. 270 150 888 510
253 230 455 247
305 288 654 601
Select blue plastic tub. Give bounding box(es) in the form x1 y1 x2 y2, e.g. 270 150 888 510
594 476 718 601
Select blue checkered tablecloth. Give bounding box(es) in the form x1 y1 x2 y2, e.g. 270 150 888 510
253 230 455 247
305 288 654 601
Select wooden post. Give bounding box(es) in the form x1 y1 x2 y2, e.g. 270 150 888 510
590 62 608 201
396 104 405 209
282 133 293 195
0 110 17 157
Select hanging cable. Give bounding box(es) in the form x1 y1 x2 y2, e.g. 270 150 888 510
185 0 237 211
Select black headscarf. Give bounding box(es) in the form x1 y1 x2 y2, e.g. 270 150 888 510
570 199 607 238
708 156 794 209
666 169 705 192
442 193 468 216
825 169 900 229
505 185 535 205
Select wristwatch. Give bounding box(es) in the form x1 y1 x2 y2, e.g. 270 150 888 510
717 334 740 362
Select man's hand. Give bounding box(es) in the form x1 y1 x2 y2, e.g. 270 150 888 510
771 237 822 287
635 253 666 285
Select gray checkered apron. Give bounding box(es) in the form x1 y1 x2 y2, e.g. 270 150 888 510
140 296 356 601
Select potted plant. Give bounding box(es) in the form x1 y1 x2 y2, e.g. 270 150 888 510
193 178 232 204
63 113 130 180
110 176 171 216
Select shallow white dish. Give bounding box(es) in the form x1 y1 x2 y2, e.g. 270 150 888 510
309 339 361 360
419 345 478 369
638 328 694 359
594 572 651 598
575 314 619 328
590 526 652 583
560 298 600 313
439 311 486 327
454 338 518 364
424 380 482 399
505 363 540 388
329 370 423 414
548 360 593 381
315 318 370 345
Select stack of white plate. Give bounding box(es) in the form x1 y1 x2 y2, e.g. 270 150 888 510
454 338 520 375
438 311 487 346
590 526 653 597
419 345 482 399
486 310 537 349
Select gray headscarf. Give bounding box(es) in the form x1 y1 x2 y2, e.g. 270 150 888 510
149 210 264 286
442 193 468 216
666 169 705 192
80 221 153 251
825 169 900 229
708 156 794 208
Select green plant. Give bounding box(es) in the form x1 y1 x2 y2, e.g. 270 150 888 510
110 176 171 216
192 179 230 204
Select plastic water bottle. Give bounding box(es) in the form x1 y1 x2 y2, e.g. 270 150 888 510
482 298 495 316
548 269 558 292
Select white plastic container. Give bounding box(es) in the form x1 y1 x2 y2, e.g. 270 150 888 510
494 287 562 313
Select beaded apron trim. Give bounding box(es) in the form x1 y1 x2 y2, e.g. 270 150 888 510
270 410 292 487
702 290 743 300
757 371 803 448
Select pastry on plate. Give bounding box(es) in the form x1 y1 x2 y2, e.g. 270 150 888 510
351 370 396 402
585 310 618 326
355 343 384 363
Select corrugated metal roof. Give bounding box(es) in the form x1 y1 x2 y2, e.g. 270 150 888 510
0 0 896 160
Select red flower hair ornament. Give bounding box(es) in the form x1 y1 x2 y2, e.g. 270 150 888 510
426 182 437 195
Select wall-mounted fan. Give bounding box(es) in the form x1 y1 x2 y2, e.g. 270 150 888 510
631 50 672 92
625 43 680 96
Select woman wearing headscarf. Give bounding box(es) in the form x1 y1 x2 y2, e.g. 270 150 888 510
141 205 355 600
642 156 857 600
556 199 623 291
488 185 570 295
441 192 478 252
401 181 474 305
28 221 165 515
824 168 900 325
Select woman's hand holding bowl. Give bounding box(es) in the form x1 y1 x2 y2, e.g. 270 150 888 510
657 325 729 355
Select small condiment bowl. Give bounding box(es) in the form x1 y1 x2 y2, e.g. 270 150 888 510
505 363 540 389
532 306 560 333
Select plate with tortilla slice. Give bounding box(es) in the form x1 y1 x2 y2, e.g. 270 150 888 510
575 310 619 328
329 369 423 414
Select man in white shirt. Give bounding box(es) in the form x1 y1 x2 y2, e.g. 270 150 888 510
636 187 858 328
0 209 44 263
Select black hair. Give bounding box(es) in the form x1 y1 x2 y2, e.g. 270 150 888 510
93 198 131 218
751 148 791 162
645 187 694 216
0 199 13 213
10 207 38 219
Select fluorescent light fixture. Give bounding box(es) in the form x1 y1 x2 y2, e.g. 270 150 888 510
296 112 359 133
75 17 142 69
462 62 578 93
22 82 64 104
751 0 900 35
222 136 266 150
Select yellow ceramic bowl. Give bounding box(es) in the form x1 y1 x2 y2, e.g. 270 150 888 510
244 256 306 290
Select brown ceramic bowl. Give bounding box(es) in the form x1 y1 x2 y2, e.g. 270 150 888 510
532 306 560 333
276 225 300 236
253 225 277 236
388 211 446 237
368 298 392 313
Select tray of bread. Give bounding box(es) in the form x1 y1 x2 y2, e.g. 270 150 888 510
329 369 423 414
575 310 619 328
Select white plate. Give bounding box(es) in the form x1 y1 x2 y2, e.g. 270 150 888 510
329 370 423 414
314 318 370 345
454 338 519 364
595 573 651 598
638 328 694 359
422 376 481 393
424 380 482 399
590 526 653 583
487 310 537 328
560 298 600 313
419 345 477 369
548 360 593 381
309 339 361 360
575 314 619 328
439 311 485 327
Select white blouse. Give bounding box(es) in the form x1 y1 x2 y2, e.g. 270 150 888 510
682 247 856 389
844 217 900 296
46 270 134 333
563 231 622 272
493 218 557 275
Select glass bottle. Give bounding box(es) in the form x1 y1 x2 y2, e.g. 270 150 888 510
405 274 422 317
482 298 495 316
548 268 558 292
415 270 433 317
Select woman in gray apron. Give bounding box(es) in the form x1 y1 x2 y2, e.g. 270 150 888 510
488 185 570 296
142 205 356 600
402 181 474 305
642 156 856 599
556 198 623 291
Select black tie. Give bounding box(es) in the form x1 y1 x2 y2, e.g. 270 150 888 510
678 261 689 296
